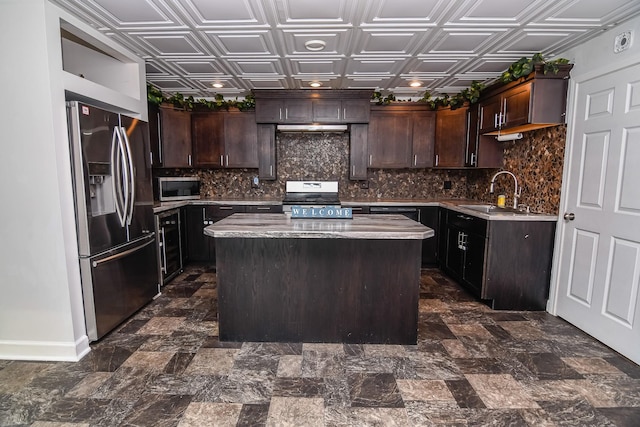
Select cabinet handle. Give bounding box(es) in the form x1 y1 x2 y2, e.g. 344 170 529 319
159 228 167 273
502 98 507 125
219 206 234 210
435 154 439 166
270 165 273 176
220 155 224 166
156 112 163 163
226 154 229 166
414 154 417 166
343 108 346 119
256 207 271 211
369 154 372 166
456 214 473 221
285 108 288 120
149 151 153 166
188 154 192 166
470 153 476 166
494 113 499 129
279 108 282 121
352 165 355 176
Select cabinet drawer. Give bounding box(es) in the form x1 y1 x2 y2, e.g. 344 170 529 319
446 210 487 237
207 205 245 220
245 205 283 213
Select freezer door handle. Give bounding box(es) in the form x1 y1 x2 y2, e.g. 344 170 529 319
92 237 155 268
120 126 136 226
111 127 127 227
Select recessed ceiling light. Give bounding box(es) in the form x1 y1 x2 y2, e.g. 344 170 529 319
409 81 422 87
309 81 322 88
212 83 223 88
304 40 326 51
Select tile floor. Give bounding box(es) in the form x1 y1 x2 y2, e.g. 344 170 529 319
1 265 640 426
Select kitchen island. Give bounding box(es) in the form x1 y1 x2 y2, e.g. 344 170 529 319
204 213 433 344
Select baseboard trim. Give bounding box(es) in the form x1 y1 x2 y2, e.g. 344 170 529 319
0 335 91 362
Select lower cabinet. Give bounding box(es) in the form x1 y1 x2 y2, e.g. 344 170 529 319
439 208 555 310
418 207 439 267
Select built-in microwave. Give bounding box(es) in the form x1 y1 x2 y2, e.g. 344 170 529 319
157 177 201 201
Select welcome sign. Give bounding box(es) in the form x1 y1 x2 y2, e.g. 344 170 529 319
290 205 353 219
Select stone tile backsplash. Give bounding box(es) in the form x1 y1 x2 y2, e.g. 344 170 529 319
156 125 566 214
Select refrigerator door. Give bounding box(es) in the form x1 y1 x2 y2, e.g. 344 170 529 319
81 234 158 341
68 102 127 256
119 114 154 241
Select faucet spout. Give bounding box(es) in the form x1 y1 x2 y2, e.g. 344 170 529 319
489 170 521 209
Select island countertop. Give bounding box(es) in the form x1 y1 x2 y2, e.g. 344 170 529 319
204 213 433 240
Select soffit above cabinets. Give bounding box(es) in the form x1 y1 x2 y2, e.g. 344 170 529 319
50 0 640 97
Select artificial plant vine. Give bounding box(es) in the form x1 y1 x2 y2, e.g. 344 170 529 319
148 53 570 111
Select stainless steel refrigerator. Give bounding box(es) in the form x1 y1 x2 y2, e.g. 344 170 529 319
67 101 159 341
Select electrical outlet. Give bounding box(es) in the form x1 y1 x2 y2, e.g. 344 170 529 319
251 176 259 188
359 180 369 189
614 31 632 53
444 180 452 190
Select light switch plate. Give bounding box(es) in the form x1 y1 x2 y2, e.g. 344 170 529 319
614 31 632 53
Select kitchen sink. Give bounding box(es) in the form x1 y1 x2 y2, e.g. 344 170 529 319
458 204 533 215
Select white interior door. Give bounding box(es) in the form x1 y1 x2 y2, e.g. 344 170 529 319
554 62 640 365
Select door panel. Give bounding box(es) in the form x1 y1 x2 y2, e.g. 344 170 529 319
555 62 640 364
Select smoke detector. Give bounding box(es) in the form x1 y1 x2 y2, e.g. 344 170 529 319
614 31 632 53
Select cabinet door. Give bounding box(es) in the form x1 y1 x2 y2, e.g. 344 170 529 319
349 124 368 180
160 108 192 168
367 111 412 168
463 232 486 296
435 108 467 168
283 99 312 123
342 99 370 123
503 82 531 128
411 111 435 168
478 94 502 134
258 124 276 180
207 206 245 266
148 103 162 167
185 206 209 262
192 112 224 167
255 99 284 122
419 207 438 267
224 112 258 168
312 99 342 122
444 225 464 281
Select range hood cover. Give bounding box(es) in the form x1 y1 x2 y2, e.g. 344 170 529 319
276 124 348 132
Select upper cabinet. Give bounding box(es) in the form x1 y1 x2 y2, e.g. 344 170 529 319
368 104 435 169
149 104 193 168
254 90 372 124
478 64 573 135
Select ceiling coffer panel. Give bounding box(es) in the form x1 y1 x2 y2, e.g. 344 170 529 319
49 0 640 97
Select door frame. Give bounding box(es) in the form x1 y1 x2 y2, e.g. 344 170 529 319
547 53 640 315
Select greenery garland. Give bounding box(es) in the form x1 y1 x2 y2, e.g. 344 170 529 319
147 53 570 111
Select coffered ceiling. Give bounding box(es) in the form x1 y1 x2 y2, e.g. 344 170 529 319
51 0 640 98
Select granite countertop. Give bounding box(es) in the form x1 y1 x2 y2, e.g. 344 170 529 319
154 198 557 221
204 213 434 240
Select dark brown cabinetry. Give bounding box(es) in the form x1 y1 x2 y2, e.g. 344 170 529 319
368 105 435 168
257 124 277 180
186 205 245 263
434 107 468 168
254 90 372 124
478 64 572 135
149 104 192 168
418 207 439 267
438 208 556 310
349 124 368 180
191 111 258 168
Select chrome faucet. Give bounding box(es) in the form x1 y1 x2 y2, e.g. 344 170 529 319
489 170 521 209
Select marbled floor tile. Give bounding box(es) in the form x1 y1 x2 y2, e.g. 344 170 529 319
323 376 351 407
215 369 275 405
605 354 640 379
137 332 205 353
348 372 404 408
363 344 407 358
177 402 242 427
146 373 209 396
406 351 463 381
454 358 511 375
119 393 192 427
485 312 529 322
120 350 175 372
589 376 640 407
403 401 467 426
343 343 365 357
182 273 203 282
482 323 513 341
236 403 270 426
303 342 345 354
30 422 91 427
136 316 186 335
444 379 486 409
70 346 133 373
276 355 303 377
240 342 303 356
419 298 450 313
597 407 640 427
301 350 346 378
163 352 196 375
0 387 59 425
176 320 218 336
396 379 456 402
0 362 53 393
465 374 539 409
497 321 544 340
266 396 324 427
27 367 87 395
116 319 151 334
232 352 280 375
191 287 216 299
162 283 204 298
515 353 583 380
441 339 471 358
90 332 149 353
447 324 494 339
36 397 123 424
418 321 457 340
64 372 112 398
463 408 530 426
536 397 615 426
561 357 626 375
272 377 325 398
325 406 411 426
90 367 156 399
183 348 237 375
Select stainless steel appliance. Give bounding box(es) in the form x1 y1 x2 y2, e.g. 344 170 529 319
282 181 341 212
157 177 201 201
67 101 159 341
155 208 183 285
